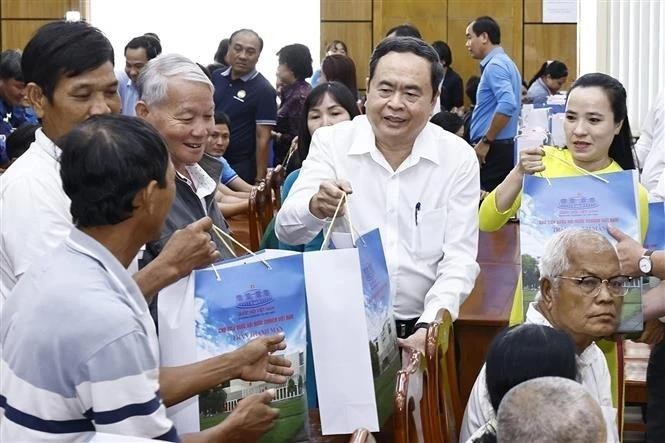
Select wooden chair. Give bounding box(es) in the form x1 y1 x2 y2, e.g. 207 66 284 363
425 309 463 442
394 347 432 443
269 164 286 210
247 184 271 251
349 428 375 443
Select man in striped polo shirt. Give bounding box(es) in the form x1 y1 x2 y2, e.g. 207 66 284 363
1 115 281 441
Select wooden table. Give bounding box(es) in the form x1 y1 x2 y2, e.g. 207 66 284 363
455 222 521 405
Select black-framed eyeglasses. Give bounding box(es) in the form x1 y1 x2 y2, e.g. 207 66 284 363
555 275 634 297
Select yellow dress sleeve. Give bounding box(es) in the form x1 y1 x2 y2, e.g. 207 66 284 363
638 184 650 242
479 188 523 232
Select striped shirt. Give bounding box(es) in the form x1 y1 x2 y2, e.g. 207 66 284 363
1 229 177 442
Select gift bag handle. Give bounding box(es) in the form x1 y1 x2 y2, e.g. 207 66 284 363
320 192 366 251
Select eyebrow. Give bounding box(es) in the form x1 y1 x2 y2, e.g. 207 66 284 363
70 79 118 90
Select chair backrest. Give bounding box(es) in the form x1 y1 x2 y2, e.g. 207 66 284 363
349 428 375 443
247 187 262 251
394 347 432 443
256 176 273 231
270 164 286 209
425 309 462 442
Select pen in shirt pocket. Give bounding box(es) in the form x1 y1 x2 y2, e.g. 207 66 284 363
414 202 421 226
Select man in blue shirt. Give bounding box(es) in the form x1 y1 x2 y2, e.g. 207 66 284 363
0 50 38 166
212 29 277 184
116 35 161 116
466 16 521 192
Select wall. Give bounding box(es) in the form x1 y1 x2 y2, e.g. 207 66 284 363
321 0 577 98
0 0 87 51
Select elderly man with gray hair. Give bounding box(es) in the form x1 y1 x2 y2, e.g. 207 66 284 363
136 53 234 263
496 377 607 443
460 228 627 442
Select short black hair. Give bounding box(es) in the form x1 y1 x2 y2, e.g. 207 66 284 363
430 111 463 134
143 32 160 42
471 16 501 45
125 35 162 60
277 44 313 81
59 115 170 228
197 63 212 80
22 21 114 102
465 75 480 105
485 324 577 413
214 38 230 65
0 50 23 81
431 41 452 67
369 37 443 100
385 24 422 38
6 123 39 160
214 110 231 129
229 29 263 52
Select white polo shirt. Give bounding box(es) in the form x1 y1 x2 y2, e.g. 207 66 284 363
0 129 72 311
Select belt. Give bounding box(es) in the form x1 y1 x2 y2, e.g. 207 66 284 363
472 138 514 145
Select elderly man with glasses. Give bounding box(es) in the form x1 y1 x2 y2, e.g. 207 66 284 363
461 228 628 442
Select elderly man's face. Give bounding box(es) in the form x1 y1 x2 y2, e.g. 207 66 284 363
543 240 624 344
365 51 436 152
141 77 214 173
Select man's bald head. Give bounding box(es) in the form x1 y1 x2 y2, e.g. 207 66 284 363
497 377 606 443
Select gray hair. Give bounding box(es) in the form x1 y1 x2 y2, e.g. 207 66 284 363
536 228 612 301
137 53 213 106
496 377 606 443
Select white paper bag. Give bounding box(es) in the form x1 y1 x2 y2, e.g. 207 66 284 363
303 248 379 434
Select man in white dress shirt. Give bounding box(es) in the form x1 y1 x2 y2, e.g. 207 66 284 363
635 89 664 202
460 229 624 442
275 36 480 352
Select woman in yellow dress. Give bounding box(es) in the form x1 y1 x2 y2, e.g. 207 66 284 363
478 72 649 419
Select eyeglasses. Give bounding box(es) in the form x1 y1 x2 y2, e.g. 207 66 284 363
555 275 634 297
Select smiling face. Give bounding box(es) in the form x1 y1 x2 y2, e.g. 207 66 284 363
29 61 120 141
365 51 436 152
564 86 622 171
140 77 214 173
306 92 352 136
542 239 623 348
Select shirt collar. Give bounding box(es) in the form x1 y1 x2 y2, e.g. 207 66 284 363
525 302 599 362
35 128 62 161
176 163 217 198
480 46 506 69
221 67 259 82
65 228 148 314
347 115 440 166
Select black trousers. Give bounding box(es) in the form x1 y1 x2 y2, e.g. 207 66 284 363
647 340 665 442
477 139 514 192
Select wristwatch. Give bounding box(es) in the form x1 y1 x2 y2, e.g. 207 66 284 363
414 322 430 331
481 135 494 144
639 249 654 276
